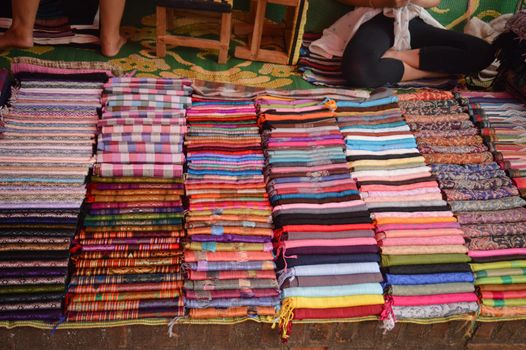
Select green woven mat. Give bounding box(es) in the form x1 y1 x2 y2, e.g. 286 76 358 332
0 0 522 89
304 0 523 32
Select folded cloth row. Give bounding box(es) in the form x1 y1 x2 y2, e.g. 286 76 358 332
346 92 478 323
0 63 107 322
257 95 384 338
183 98 279 321
65 77 191 322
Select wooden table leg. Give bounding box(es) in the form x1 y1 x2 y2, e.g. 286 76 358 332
218 12 232 64
249 0 267 59
156 6 167 58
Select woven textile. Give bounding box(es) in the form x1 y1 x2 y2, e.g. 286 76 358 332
0 62 109 322
182 96 279 323
345 92 477 327
457 90 526 319
65 77 191 322
257 96 383 338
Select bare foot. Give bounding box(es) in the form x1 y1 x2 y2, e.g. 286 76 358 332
0 29 33 50
100 35 127 57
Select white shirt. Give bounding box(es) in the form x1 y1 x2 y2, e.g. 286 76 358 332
309 5 444 59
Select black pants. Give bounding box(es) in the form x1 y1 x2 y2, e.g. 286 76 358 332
341 13 495 88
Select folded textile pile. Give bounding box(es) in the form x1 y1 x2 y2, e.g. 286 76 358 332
190 77 369 103
399 89 526 320
183 98 279 321
65 77 191 322
0 65 105 322
0 0 99 46
462 91 526 197
257 96 384 338
456 91 526 319
298 33 346 87
339 92 477 323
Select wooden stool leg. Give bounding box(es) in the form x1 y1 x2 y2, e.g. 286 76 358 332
249 0 258 21
249 0 267 59
156 6 167 58
167 8 175 31
218 12 232 64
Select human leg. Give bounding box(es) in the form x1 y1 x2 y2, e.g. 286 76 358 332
341 14 405 88
99 0 127 57
381 49 448 81
0 0 39 49
409 18 495 74
382 49 420 69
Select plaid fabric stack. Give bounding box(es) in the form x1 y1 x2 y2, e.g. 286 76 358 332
65 77 191 322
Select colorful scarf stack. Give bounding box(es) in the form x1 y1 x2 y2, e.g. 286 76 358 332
183 98 279 321
455 91 526 319
462 92 526 197
0 66 105 322
257 96 384 338
0 0 100 46
298 33 346 87
65 77 191 322
338 93 477 323
399 90 526 320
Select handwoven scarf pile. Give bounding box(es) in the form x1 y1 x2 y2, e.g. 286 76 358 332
65 77 191 322
400 90 526 320
0 1 100 46
462 92 526 198
454 91 526 319
190 77 370 102
257 96 384 338
183 97 279 321
349 92 478 323
0 62 106 322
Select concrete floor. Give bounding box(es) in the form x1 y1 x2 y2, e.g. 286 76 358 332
1 320 526 350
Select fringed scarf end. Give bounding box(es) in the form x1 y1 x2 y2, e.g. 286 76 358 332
278 298 295 340
51 315 66 335
380 296 396 334
167 316 183 337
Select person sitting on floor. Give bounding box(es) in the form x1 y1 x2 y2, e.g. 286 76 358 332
310 0 495 88
0 0 127 57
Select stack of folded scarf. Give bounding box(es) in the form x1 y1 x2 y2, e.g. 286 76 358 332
183 98 279 321
462 91 526 197
257 96 384 338
65 77 191 322
337 93 477 323
453 91 526 319
400 90 526 320
0 65 105 322
298 33 346 87
190 77 370 104
0 0 99 46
